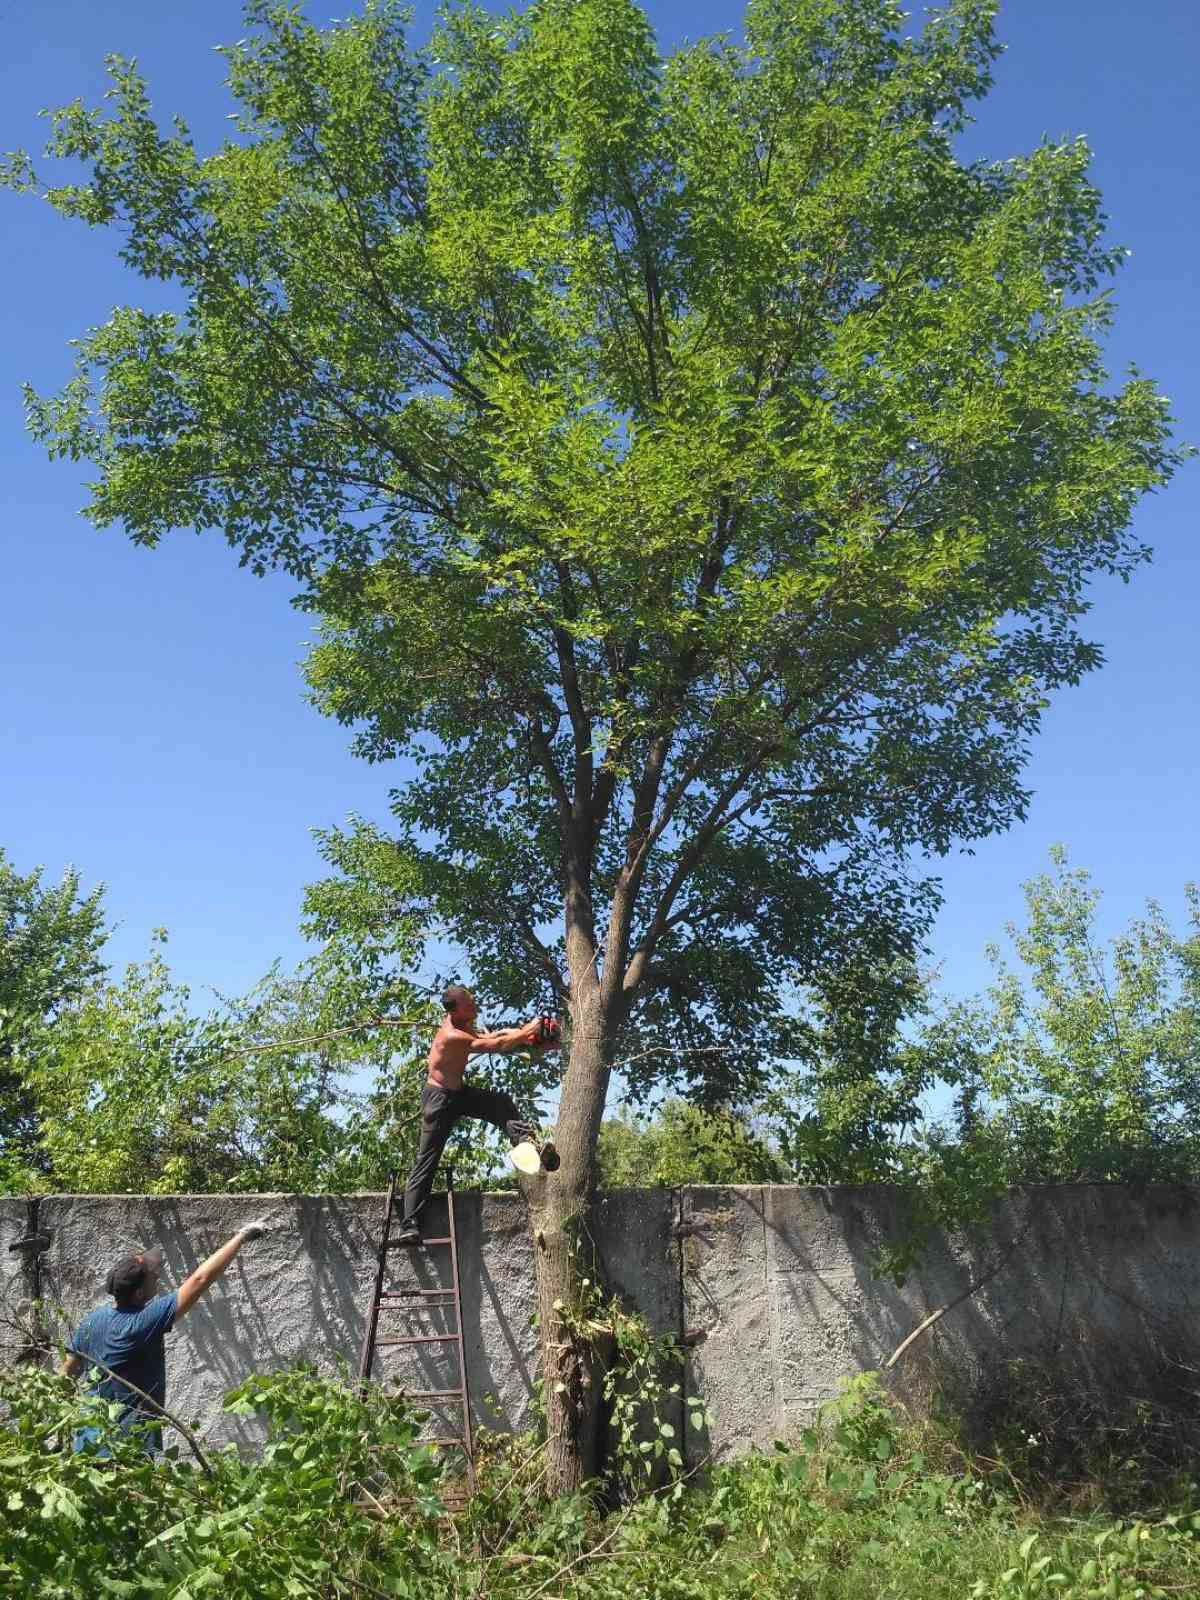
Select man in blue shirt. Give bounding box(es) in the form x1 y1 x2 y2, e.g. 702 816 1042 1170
65 1220 267 1456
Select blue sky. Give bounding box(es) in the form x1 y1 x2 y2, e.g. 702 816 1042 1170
2 0 1196 1024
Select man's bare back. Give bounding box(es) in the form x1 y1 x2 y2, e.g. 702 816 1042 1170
426 990 542 1091
426 1021 475 1091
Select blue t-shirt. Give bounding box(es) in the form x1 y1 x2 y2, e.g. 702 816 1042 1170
69 1292 178 1452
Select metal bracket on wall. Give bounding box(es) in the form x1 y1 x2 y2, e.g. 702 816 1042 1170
7 1223 53 1363
6 1231 52 1255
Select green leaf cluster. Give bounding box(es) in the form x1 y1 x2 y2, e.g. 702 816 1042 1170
749 849 1200 1280
0 850 107 1184
598 1098 786 1186
926 848 1200 1185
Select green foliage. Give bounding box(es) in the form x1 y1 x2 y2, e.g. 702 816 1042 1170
5 0 1186 1110
0 850 107 1184
5 923 429 1197
598 1099 786 1186
464 1369 1196 1600
0 840 541 1197
928 848 1200 1184
764 956 949 1184
523 1374 1200 1600
953 1335 1200 1512
5 1362 1200 1599
0 1364 451 1598
746 851 1200 1278
26 937 244 1194
968 1522 1200 1600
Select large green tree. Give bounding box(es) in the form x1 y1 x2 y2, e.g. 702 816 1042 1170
925 850 1200 1185
6 0 1183 1485
0 851 107 1182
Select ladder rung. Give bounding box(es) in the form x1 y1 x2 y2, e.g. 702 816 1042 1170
362 1184 473 1491
380 1290 456 1302
376 1333 462 1347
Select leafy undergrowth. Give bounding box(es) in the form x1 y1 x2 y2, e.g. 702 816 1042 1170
3 1367 1200 1599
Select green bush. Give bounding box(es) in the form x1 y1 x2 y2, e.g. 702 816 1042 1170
4 1366 1200 1599
0 1364 451 1598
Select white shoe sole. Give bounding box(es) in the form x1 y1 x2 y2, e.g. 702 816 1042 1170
508 1141 543 1175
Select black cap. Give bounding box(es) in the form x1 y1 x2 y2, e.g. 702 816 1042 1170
105 1247 164 1303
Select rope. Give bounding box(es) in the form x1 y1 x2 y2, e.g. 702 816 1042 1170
609 1043 733 1073
211 1015 735 1079
212 1013 434 1068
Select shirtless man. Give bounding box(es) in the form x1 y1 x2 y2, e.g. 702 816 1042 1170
396 984 559 1245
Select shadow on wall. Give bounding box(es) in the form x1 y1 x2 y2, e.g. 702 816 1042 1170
878 1186 1200 1496
1 1198 42 1367
678 1184 1200 1464
24 1191 548 1456
6 1186 1200 1467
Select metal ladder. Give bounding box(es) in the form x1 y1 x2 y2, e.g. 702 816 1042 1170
357 1170 475 1493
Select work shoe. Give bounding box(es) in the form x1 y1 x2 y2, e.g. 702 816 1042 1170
505 1119 536 1145
539 1141 560 1172
395 1221 421 1247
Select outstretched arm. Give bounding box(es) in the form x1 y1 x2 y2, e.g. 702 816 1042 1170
464 1021 542 1055
175 1221 267 1320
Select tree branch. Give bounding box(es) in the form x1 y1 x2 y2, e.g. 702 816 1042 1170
554 562 594 822
623 774 770 998
498 896 568 1004
615 161 668 400
63 1350 214 1476
601 731 673 1010
528 722 573 827
292 117 495 409
883 1231 1025 1371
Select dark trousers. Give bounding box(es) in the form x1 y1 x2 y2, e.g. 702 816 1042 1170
402 1080 519 1226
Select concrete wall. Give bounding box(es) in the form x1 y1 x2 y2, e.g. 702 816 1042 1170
0 1198 34 1365
5 1185 1199 1461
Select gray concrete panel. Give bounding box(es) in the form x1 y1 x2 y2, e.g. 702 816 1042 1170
10 1185 1200 1464
595 1188 679 1333
594 1188 685 1461
460 1193 539 1436
762 1187 940 1428
679 1187 776 1464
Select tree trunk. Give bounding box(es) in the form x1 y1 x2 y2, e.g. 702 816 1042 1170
523 987 613 1494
